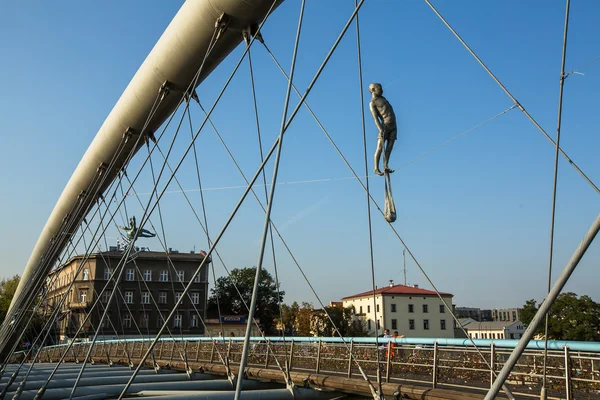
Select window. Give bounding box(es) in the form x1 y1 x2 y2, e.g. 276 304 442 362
101 290 111 303
125 291 134 304
391 304 397 312
143 270 152 281
377 319 380 329
141 291 150 304
376 304 380 313
160 271 168 282
359 306 363 314
177 270 184 282
174 314 182 328
408 304 414 313
102 313 111 328
191 314 198 328
423 319 429 330
140 313 149 328
175 292 183 305
194 273 201 283
82 269 89 281
123 313 132 328
367 305 371 313
79 290 87 303
440 320 446 330
409 319 415 330
125 269 134 281
191 292 200 305
156 314 165 328
391 319 397 330
439 305 445 313
368 320 372 330
104 268 112 280
512 311 517 321
423 304 428 313
158 292 167 304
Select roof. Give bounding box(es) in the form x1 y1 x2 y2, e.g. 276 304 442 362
463 320 522 330
50 250 209 275
341 284 452 300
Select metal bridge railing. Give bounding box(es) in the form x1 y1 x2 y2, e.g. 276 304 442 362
16 338 600 399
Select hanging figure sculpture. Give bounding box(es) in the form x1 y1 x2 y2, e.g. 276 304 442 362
369 82 397 222
118 216 156 242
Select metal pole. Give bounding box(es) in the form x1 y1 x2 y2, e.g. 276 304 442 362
386 341 392 383
542 2 571 399
490 343 495 389
347 340 354 378
432 341 438 388
316 340 321 374
403 249 407 286
564 346 572 400
288 339 295 373
234 2 306 399
485 213 600 399
265 339 271 369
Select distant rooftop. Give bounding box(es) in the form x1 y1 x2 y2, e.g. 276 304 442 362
50 249 209 275
463 320 522 330
342 283 452 300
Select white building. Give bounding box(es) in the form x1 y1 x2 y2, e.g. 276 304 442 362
341 282 454 338
492 308 521 323
463 320 525 340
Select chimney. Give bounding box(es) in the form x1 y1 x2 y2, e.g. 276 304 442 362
389 280 394 287
413 284 419 288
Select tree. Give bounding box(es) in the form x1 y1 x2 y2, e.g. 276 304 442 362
0 275 21 323
311 304 370 337
520 293 600 341
207 267 285 335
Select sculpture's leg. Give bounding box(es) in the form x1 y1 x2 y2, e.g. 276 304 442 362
374 135 385 176
384 138 396 173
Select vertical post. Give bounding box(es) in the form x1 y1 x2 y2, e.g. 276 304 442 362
432 341 439 388
288 339 295 373
490 343 495 388
564 346 572 400
315 339 321 374
195 340 201 362
347 340 354 378
264 339 271 369
209 340 215 363
169 341 175 363
386 340 392 383
158 340 163 360
592 359 596 382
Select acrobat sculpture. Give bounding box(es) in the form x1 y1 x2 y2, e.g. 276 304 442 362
369 82 397 223
369 82 397 176
118 216 156 242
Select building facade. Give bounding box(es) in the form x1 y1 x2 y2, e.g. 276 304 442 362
455 307 493 322
463 320 525 340
342 282 454 338
45 249 209 342
492 308 521 322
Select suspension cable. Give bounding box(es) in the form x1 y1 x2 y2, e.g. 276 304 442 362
355 1 383 397
244 28 289 368
185 106 226 340
262 41 517 399
541 0 571 396
423 0 600 197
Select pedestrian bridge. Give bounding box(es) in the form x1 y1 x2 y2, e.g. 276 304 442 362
9 337 600 399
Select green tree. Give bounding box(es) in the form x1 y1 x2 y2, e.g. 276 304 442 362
207 267 285 335
520 293 600 341
0 275 21 323
311 304 370 337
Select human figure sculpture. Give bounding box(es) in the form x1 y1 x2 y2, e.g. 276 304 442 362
369 83 397 176
118 216 155 242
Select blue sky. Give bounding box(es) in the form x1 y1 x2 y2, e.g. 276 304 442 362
0 0 599 310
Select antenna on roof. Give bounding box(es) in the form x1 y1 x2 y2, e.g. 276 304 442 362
403 249 407 285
